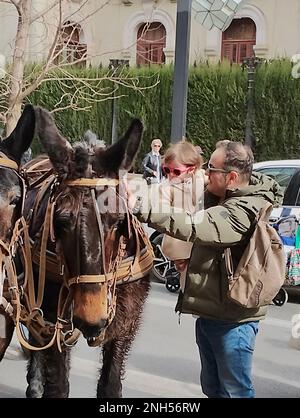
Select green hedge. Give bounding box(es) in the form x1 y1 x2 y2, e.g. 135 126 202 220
254 60 300 159
187 61 247 158
12 60 300 170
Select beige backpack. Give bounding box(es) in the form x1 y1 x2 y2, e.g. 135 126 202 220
224 203 286 308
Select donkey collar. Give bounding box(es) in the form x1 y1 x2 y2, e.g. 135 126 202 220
65 178 119 187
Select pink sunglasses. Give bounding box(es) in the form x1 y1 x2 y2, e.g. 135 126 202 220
163 165 193 176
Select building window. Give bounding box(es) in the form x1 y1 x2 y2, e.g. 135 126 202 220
221 18 256 63
136 22 166 65
56 21 87 66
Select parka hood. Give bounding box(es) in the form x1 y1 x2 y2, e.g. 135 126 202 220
226 171 284 207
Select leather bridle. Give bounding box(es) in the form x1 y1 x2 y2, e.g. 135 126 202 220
0 151 28 317
23 174 127 349
2 158 153 352
65 177 122 287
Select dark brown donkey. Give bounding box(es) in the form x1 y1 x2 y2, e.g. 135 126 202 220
0 104 35 360
23 107 153 398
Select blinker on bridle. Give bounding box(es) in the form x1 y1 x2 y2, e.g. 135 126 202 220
0 151 27 214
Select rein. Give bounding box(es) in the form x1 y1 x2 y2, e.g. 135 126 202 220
0 156 74 352
0 153 37 343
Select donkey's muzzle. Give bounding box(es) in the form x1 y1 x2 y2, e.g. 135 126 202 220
73 317 107 340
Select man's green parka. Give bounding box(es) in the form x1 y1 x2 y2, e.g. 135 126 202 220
140 172 283 322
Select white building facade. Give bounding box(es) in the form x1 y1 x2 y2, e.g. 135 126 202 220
0 0 299 67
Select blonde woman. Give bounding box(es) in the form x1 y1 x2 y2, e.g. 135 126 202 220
142 138 163 184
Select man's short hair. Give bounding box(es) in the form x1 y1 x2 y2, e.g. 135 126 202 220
216 139 231 148
218 141 254 183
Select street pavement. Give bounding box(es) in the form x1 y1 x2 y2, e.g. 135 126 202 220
1 281 300 398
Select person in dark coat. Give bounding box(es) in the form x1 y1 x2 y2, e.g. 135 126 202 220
142 138 163 184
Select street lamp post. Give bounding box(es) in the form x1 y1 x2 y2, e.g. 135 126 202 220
243 56 263 149
170 0 192 143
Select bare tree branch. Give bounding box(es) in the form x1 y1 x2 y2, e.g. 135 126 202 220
1 0 159 133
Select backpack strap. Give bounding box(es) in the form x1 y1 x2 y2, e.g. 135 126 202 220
257 202 273 222
224 247 234 282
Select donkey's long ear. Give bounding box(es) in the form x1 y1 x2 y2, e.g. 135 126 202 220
120 119 143 170
96 119 143 173
34 106 74 177
1 104 35 164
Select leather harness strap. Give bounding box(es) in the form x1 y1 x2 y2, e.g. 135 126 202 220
91 187 107 276
68 274 107 285
0 239 10 254
0 155 75 352
0 152 18 170
66 178 119 187
37 199 54 307
1 215 59 352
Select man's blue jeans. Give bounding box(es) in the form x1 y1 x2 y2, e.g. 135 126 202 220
195 317 259 398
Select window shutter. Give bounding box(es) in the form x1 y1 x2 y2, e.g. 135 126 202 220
221 18 256 64
222 43 233 61
136 22 166 65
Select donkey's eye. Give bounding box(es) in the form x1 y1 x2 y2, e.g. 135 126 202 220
58 215 71 225
55 214 73 231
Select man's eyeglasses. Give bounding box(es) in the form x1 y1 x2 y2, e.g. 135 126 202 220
206 162 230 174
163 165 193 176
153 145 161 148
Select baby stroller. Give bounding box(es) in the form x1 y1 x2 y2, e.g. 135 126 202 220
165 265 180 293
150 232 180 293
272 287 288 306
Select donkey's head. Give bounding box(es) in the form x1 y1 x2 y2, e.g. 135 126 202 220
0 104 35 242
34 107 143 341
